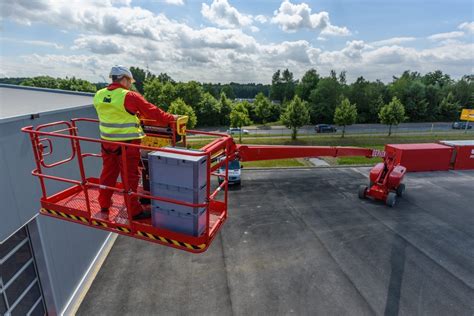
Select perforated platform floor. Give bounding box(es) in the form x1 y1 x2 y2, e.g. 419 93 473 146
53 186 221 228
56 187 130 225
78 168 474 315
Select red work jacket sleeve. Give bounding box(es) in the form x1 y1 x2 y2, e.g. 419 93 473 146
124 91 175 126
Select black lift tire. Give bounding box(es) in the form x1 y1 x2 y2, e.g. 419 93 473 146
358 185 368 199
386 192 397 207
396 183 405 197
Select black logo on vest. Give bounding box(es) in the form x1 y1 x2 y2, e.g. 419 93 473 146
103 96 112 103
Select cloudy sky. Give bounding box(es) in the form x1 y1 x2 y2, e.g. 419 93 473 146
1 0 473 84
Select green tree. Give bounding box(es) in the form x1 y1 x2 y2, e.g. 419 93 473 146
130 67 146 93
254 92 273 124
281 68 296 102
389 71 428 121
422 70 452 88
439 92 460 121
270 69 284 103
219 92 232 126
175 81 204 110
157 73 175 83
239 100 258 123
20 76 96 93
143 78 165 108
168 98 197 128
230 102 252 143
143 79 177 111
280 95 310 140
334 98 357 138
21 76 59 89
452 76 474 109
379 97 406 136
58 77 97 92
160 82 177 111
308 76 342 124
197 92 221 126
296 69 319 101
347 77 386 123
221 85 236 99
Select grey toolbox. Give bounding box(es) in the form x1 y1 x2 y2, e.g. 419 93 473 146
148 148 208 236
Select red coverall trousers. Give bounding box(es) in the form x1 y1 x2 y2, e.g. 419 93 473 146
98 139 142 216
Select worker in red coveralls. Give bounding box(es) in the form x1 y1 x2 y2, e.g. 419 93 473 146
93 65 176 220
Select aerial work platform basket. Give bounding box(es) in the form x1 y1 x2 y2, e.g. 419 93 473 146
22 118 234 253
22 117 416 253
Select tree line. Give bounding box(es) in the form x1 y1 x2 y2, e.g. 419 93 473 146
1 68 472 134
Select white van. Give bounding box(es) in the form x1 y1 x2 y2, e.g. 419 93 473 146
218 158 242 185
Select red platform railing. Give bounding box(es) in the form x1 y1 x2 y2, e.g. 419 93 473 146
22 119 234 253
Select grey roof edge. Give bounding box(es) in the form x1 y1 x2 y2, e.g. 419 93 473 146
0 84 95 124
0 103 93 124
0 83 95 97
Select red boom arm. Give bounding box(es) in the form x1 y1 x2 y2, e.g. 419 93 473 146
236 144 385 162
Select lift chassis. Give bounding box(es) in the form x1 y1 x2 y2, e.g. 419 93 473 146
22 118 406 253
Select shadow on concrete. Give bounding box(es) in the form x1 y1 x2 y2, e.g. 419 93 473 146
384 233 407 316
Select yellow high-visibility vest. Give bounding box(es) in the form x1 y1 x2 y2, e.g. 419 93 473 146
93 87 145 141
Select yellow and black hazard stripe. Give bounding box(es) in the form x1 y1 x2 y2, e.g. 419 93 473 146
40 208 88 224
91 220 108 228
136 231 206 251
116 226 131 233
91 220 130 233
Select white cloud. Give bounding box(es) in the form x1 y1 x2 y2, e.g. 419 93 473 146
428 31 464 41
0 37 63 49
370 37 416 47
255 15 267 24
458 21 474 33
164 0 185 5
201 0 252 28
1 1 165 40
271 0 350 36
72 36 125 54
1 0 472 84
110 0 132 6
250 26 260 33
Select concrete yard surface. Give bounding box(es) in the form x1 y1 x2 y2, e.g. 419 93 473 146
77 167 474 315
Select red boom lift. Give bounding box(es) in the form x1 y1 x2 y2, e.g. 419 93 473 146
22 118 406 253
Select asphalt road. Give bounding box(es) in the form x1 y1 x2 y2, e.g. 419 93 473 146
78 168 474 315
196 122 473 136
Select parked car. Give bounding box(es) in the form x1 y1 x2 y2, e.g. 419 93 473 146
452 122 472 129
227 127 249 135
315 124 337 133
218 158 242 185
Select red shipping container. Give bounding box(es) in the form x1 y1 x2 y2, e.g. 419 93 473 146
439 140 474 170
385 143 453 172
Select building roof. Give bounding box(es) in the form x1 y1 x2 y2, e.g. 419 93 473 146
0 84 94 122
77 167 474 315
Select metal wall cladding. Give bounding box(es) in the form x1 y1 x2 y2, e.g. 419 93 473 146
439 140 474 170
148 148 208 236
385 143 453 172
1 104 109 314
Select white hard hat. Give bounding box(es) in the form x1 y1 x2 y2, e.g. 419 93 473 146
109 65 135 82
